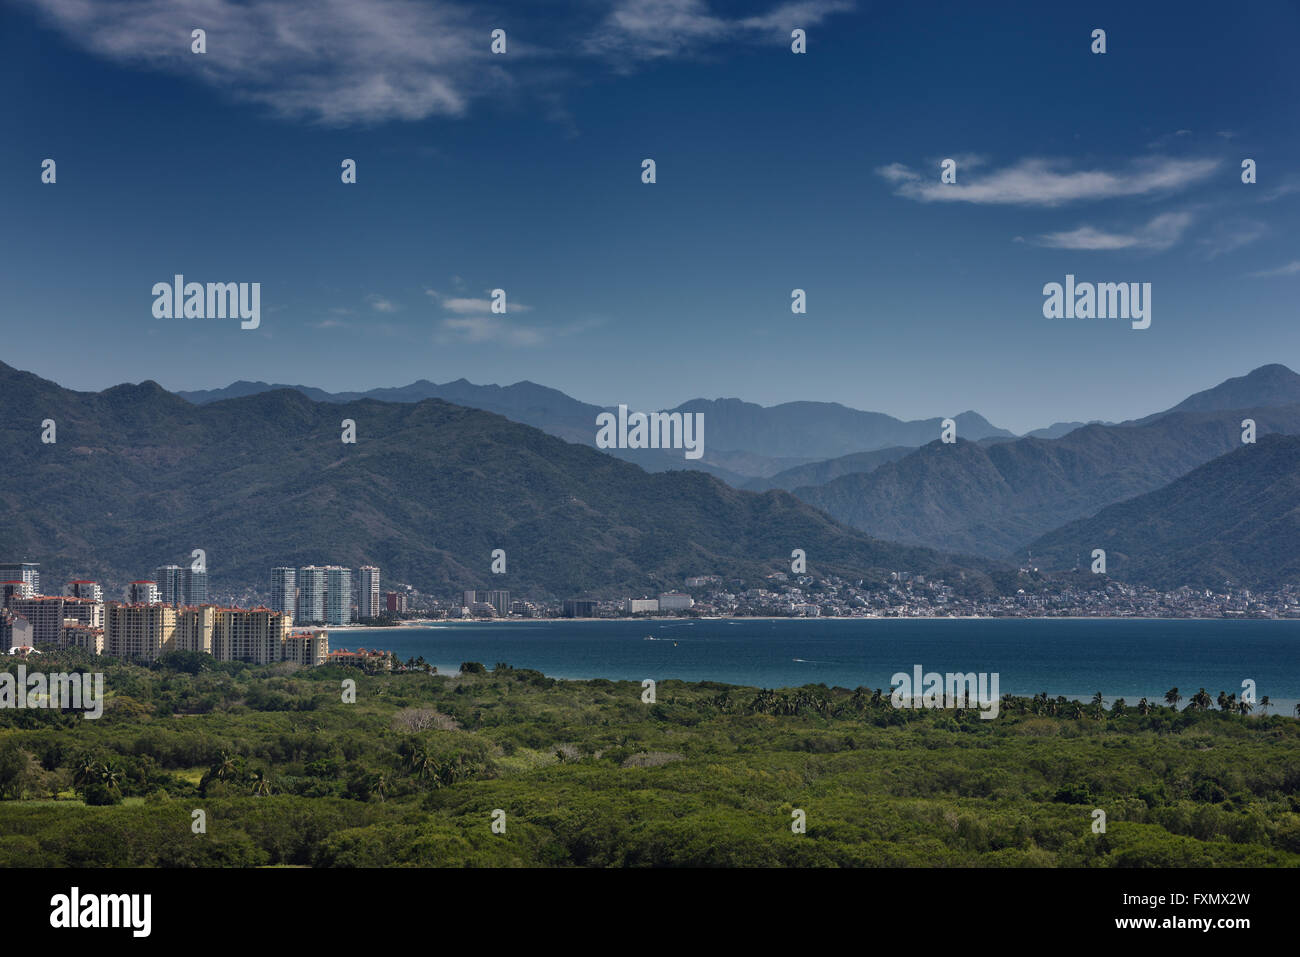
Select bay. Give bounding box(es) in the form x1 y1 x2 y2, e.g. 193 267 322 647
334 617 1300 713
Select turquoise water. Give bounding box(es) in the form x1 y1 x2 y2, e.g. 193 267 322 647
335 617 1300 711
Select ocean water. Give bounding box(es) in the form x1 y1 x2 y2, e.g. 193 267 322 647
334 617 1300 712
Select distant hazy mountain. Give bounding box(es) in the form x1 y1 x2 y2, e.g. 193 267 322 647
664 399 1014 458
744 446 914 492
1027 434 1300 589
1023 421 1112 440
1134 364 1300 424
0 362 992 598
177 379 1014 479
181 378 762 483
791 406 1300 558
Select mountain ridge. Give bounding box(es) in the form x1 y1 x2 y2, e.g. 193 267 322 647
0 362 997 599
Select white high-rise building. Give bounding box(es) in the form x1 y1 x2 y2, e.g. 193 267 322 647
296 566 327 623
359 566 380 619
657 592 694 612
2 581 35 608
64 580 104 602
270 567 296 615
183 567 208 605
484 589 511 617
155 565 183 605
128 581 160 604
325 566 352 625
0 563 40 596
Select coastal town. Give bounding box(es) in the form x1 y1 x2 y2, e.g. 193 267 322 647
7 554 1299 669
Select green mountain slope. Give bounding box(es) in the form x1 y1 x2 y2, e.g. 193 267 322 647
792 408 1300 558
0 362 991 598
744 446 914 492
1027 434 1300 589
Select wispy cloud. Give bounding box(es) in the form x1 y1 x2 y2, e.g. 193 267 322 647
584 0 853 62
1196 219 1267 259
426 289 533 315
1259 180 1300 203
1036 212 1194 251
426 287 560 346
438 314 544 346
878 156 1221 207
23 0 498 125
26 0 855 125
367 294 400 313
434 313 602 347
1248 260 1300 278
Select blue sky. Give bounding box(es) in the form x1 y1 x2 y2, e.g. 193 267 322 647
2 0 1299 433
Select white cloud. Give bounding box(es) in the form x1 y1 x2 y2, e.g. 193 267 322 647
426 289 533 314
585 0 853 61
1249 260 1300 278
367 294 399 313
23 0 497 125
26 0 856 124
878 156 1220 207
1036 212 1194 251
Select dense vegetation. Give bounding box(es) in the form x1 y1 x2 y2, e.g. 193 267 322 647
2 650 1298 867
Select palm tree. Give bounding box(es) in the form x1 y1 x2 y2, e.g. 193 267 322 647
412 749 435 781
1164 687 1181 709
98 761 122 794
1259 695 1271 715
73 756 99 789
369 772 387 802
1137 697 1151 716
249 769 271 796
212 752 238 783
1294 702 1300 718
1193 688 1213 711
1111 698 1126 716
1237 698 1253 716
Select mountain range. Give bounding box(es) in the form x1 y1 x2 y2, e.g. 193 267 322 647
787 364 1300 558
791 405 1300 558
0 361 992 598
176 379 1014 482
1027 433 1300 589
6 360 1300 594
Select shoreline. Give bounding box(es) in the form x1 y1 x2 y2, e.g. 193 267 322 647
329 613 1300 630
